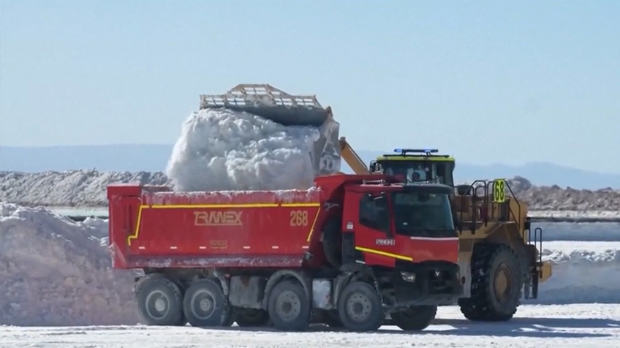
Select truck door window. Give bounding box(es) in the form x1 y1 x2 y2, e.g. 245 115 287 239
359 194 390 233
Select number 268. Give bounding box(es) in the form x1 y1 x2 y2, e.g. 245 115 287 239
290 210 309 226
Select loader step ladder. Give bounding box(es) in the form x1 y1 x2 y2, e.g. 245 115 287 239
524 225 544 299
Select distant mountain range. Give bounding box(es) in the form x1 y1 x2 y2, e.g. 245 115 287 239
1 144 618 190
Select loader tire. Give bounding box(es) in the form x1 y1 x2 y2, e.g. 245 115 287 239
458 243 523 322
337 281 384 332
234 308 270 327
183 278 231 327
267 280 311 331
391 305 437 331
322 217 342 268
135 275 184 326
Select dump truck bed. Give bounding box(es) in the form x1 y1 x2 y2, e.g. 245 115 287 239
107 183 322 269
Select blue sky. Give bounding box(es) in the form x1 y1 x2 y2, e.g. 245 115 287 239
1 0 619 172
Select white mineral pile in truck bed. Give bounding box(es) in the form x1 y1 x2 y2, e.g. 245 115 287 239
165 108 324 191
0 203 137 326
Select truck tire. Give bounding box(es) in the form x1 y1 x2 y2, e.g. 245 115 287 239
337 281 384 332
183 278 231 327
135 276 184 326
391 305 437 331
458 243 523 322
267 280 311 331
234 308 270 327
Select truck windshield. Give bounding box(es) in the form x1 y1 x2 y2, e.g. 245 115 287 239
391 191 455 237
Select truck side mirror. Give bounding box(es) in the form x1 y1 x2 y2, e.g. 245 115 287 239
374 193 391 236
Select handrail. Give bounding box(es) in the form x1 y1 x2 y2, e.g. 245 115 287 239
455 179 525 237
504 181 522 234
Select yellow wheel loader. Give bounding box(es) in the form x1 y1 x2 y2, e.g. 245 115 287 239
200 84 552 323
368 149 553 321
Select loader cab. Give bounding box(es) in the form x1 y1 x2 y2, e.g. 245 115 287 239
369 149 455 187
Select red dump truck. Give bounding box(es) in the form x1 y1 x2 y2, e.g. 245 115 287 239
107 174 463 332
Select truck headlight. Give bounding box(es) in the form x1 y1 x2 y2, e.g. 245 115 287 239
400 272 416 282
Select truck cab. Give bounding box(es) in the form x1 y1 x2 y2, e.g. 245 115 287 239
323 177 463 319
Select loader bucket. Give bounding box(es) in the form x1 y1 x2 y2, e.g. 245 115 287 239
199 84 342 176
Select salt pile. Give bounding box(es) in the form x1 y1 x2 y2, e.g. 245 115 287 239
0 202 137 326
0 170 168 207
533 241 620 305
165 108 326 192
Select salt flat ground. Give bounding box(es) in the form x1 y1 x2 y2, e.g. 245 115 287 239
2 304 619 348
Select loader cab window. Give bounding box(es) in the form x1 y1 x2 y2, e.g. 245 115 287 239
359 193 390 234
391 190 455 238
381 161 454 186
381 161 430 183
435 162 454 187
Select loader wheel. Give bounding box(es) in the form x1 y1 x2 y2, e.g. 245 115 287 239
458 243 523 322
135 275 184 326
391 305 437 331
267 280 311 331
337 281 384 332
183 278 231 327
234 308 270 327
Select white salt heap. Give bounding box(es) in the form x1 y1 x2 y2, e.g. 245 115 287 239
0 203 137 326
166 108 322 191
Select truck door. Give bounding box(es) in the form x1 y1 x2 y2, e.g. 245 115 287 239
342 190 400 267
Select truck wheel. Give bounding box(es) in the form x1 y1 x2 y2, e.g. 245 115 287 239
267 280 311 331
234 308 270 327
337 281 384 332
458 243 523 322
391 305 437 331
135 276 184 326
183 278 231 327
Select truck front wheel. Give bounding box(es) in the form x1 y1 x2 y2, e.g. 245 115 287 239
337 281 384 332
183 278 231 327
135 276 184 326
267 280 311 331
391 305 437 331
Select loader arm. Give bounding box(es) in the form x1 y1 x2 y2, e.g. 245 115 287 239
339 137 370 174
